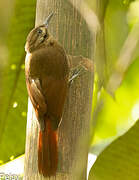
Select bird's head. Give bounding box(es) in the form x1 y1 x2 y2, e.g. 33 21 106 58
25 12 53 53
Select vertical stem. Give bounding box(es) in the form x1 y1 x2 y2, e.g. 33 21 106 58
24 0 94 179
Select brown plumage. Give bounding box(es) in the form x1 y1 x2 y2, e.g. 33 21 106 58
25 13 69 177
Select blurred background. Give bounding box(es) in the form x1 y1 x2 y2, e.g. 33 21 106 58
1 0 139 179
0 0 36 174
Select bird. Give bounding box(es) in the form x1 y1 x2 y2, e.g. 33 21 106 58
25 12 70 177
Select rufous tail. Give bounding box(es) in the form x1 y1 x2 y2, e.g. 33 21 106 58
38 119 58 177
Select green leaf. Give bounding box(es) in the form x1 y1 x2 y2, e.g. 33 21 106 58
89 120 139 180
0 0 36 163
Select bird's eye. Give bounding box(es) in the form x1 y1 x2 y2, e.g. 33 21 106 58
37 29 42 34
44 34 47 39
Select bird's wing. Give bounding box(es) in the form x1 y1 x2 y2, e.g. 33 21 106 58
41 76 68 129
26 75 68 130
26 77 47 117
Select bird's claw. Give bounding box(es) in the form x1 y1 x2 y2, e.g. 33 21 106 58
69 65 86 86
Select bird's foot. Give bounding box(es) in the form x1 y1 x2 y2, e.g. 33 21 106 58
69 65 86 86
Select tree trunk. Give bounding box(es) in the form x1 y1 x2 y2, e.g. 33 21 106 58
24 0 94 179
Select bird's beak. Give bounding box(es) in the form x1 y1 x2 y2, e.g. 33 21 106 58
44 12 54 27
